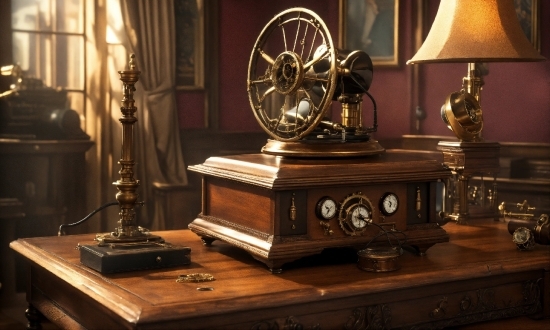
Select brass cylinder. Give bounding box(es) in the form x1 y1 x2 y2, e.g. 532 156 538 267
339 94 363 128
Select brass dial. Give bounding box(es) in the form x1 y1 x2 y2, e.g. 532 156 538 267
349 204 371 229
338 193 373 236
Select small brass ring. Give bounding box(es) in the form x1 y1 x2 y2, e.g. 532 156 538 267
197 287 214 291
176 273 215 283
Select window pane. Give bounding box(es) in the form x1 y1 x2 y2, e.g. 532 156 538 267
13 32 84 90
11 0 84 33
57 0 84 33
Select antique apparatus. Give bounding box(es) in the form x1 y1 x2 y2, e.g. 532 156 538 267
500 199 550 250
78 55 190 273
508 214 550 250
248 14 384 157
407 0 546 225
188 8 450 273
0 64 89 140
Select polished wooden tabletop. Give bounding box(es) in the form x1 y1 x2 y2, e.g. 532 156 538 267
10 219 550 329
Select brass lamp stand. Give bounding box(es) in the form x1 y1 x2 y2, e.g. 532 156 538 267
436 63 500 224
79 54 190 273
97 54 164 244
407 0 545 225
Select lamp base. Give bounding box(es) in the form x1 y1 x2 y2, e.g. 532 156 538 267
79 242 191 274
437 141 500 225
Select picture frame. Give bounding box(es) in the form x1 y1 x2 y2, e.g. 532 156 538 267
175 0 204 89
515 0 540 52
339 0 399 67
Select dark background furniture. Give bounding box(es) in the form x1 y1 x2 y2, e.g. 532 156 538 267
0 139 93 307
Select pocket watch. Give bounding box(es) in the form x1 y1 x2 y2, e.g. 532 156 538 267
316 196 337 220
380 192 399 216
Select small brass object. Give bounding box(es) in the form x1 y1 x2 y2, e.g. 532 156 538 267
512 227 535 251
196 287 214 291
289 196 297 221
415 187 422 212
499 200 535 220
357 221 405 272
319 221 333 236
508 214 550 246
357 247 402 272
177 273 215 283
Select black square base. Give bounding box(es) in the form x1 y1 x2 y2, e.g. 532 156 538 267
79 243 191 274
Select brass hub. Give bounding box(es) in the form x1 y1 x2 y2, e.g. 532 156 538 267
271 51 304 95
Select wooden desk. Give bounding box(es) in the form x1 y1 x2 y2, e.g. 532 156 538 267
10 220 550 329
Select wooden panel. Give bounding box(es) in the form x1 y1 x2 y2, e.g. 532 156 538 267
206 177 274 233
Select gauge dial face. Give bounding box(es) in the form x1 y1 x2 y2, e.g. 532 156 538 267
350 204 371 228
380 193 399 216
316 197 337 220
338 193 374 236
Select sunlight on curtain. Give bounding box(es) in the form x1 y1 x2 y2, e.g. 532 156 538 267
120 0 189 230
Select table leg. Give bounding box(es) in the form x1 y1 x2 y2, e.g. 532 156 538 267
25 303 42 330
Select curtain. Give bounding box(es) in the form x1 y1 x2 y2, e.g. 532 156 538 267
119 0 188 230
85 0 118 233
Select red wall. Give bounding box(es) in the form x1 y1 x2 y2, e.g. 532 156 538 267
217 0 341 133
178 0 550 143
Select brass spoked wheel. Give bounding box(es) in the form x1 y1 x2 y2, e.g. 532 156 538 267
247 8 337 141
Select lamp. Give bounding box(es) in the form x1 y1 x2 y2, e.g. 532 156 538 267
408 0 545 224
78 54 191 273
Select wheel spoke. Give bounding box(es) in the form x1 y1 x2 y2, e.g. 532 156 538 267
279 17 288 51
299 21 309 59
249 77 272 85
257 48 275 65
303 75 329 83
304 46 329 70
258 86 276 103
293 12 301 53
306 24 320 62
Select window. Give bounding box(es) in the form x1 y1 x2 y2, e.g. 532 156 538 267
11 0 86 116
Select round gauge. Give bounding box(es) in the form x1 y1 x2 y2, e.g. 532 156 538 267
350 204 371 229
512 227 535 251
380 193 399 216
315 196 337 220
338 193 374 236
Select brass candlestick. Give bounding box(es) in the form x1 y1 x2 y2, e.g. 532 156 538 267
97 54 163 245
79 54 191 273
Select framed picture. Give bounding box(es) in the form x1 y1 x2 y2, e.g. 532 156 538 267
515 0 540 52
175 0 204 89
339 0 399 67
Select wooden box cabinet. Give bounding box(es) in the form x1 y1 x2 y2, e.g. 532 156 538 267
188 150 453 272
